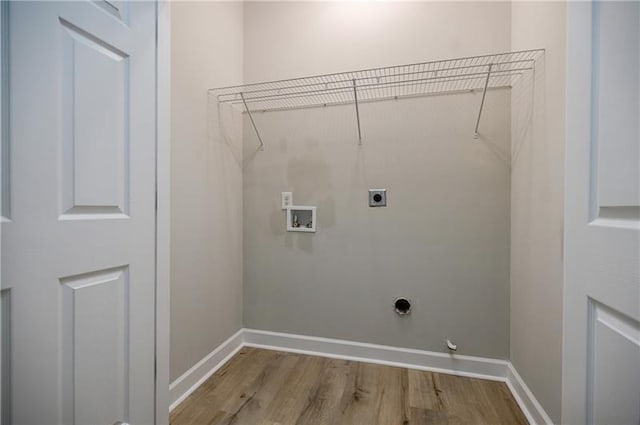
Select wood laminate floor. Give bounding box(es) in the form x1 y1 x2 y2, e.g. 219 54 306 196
170 347 528 425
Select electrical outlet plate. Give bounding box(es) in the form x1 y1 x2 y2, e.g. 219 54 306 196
282 192 293 210
369 189 387 207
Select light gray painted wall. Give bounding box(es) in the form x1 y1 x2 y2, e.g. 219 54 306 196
510 2 566 422
170 2 243 382
244 2 511 82
242 1 513 359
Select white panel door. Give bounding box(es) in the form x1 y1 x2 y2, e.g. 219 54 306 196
564 2 640 425
1 1 157 424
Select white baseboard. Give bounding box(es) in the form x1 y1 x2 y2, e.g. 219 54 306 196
169 328 553 425
243 328 509 382
169 329 244 411
506 363 554 425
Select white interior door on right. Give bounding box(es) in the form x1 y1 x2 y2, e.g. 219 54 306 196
564 2 640 425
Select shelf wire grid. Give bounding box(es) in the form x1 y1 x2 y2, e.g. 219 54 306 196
209 49 544 113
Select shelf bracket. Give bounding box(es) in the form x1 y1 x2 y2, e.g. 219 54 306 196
240 92 265 151
352 79 362 145
474 63 493 139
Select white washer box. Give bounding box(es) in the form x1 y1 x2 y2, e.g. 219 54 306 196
286 206 316 232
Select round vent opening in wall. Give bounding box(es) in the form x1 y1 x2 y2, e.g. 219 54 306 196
394 297 412 316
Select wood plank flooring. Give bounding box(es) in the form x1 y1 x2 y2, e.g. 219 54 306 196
170 347 528 425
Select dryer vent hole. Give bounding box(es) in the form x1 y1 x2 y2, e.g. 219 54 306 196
394 298 411 315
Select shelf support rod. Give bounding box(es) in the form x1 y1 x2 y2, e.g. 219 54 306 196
352 79 362 145
474 63 493 139
240 92 265 151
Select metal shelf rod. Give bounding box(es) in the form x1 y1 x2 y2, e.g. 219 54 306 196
216 59 535 100
353 79 362 145
225 71 526 108
209 50 545 149
240 92 264 151
218 67 533 104
210 48 542 93
474 63 493 139
232 86 506 115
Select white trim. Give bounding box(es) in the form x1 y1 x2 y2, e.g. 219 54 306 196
155 1 171 424
169 329 244 411
243 328 508 382
169 328 554 425
506 363 554 425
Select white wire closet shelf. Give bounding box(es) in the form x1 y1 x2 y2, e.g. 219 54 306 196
209 49 545 146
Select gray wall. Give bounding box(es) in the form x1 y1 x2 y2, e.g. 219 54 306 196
242 1 513 359
170 2 244 382
510 2 566 422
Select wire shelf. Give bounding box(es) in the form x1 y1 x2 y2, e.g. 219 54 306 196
209 49 544 145
210 49 543 112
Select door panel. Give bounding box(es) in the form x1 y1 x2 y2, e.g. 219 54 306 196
1 2 156 424
593 1 640 209
589 301 640 425
0 289 10 425
61 266 130 425
564 2 640 424
1 0 9 222
61 18 130 217
93 0 129 25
